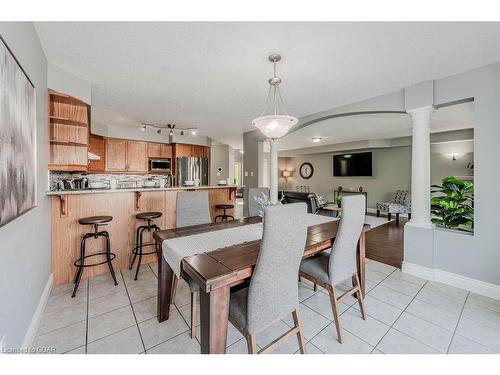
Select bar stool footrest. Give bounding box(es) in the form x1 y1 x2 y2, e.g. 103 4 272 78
131 242 159 256
74 252 117 268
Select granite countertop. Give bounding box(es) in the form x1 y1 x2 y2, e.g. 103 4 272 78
46 185 242 196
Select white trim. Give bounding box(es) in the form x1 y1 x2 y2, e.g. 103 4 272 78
402 262 500 301
21 273 53 349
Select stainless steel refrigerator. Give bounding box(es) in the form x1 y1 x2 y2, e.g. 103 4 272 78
176 157 209 186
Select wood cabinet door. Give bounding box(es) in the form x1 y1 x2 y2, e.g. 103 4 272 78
105 138 127 171
88 135 105 172
160 144 172 159
174 143 193 158
126 141 148 172
148 143 162 158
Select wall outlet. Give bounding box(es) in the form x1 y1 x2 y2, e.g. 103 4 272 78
250 171 254 176
0 335 7 354
244 171 248 177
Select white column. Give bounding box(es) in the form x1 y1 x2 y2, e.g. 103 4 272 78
408 105 433 227
269 139 278 204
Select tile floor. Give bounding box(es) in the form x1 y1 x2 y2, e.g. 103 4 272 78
33 259 500 354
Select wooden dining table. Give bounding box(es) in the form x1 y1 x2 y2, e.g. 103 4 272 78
153 216 370 354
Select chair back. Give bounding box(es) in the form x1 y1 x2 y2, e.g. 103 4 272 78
246 203 308 333
328 195 366 285
394 190 410 207
176 191 211 228
246 188 270 216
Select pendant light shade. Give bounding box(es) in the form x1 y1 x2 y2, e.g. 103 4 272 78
252 54 297 139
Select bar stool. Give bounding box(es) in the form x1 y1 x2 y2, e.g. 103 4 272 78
129 211 162 280
72 215 118 298
214 204 235 222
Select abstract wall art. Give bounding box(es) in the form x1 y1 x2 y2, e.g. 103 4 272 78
0 35 36 228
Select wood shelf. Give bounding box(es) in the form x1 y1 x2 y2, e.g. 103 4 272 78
48 164 88 172
49 116 88 127
50 140 88 147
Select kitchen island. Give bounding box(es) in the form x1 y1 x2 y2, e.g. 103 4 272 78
48 186 237 285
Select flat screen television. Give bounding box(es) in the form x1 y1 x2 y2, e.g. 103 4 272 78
333 152 372 176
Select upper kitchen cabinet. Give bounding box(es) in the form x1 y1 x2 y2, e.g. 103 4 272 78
148 143 172 159
126 141 148 172
48 90 90 171
173 143 209 158
88 134 106 172
105 138 148 172
105 138 127 171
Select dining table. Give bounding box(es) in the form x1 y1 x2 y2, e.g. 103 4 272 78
153 215 370 354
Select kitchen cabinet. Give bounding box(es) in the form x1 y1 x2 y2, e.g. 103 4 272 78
126 141 148 172
88 134 105 172
148 143 172 159
105 138 127 171
105 139 148 172
174 143 209 158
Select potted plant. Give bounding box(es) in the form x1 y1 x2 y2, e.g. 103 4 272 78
431 176 474 232
336 196 342 208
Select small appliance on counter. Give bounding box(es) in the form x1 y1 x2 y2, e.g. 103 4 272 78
73 177 89 190
218 179 228 186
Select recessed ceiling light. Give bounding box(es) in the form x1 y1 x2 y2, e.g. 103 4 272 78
312 137 322 143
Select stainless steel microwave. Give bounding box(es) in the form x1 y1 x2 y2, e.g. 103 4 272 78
149 159 171 172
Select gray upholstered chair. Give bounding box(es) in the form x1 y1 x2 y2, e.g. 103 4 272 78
176 190 212 227
229 203 309 354
246 187 270 217
299 195 367 343
376 190 411 225
171 191 212 338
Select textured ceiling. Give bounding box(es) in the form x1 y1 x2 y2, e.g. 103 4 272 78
34 22 500 149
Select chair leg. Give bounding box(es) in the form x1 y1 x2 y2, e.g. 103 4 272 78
326 285 343 343
103 231 118 286
292 309 306 354
171 275 178 304
313 284 318 292
246 334 257 354
408 212 411 220
190 291 197 339
388 212 392 221
395 213 400 226
376 209 380 217
354 273 367 320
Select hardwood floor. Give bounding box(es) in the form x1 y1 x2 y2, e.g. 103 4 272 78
366 214 406 268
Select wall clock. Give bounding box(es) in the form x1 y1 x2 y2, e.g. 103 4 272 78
299 162 314 179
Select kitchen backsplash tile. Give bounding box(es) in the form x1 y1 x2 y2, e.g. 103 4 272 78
48 171 170 191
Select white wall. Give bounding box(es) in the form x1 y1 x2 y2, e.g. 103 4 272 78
0 23 51 348
279 145 472 207
47 63 91 104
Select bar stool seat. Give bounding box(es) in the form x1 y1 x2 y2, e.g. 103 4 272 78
214 204 235 222
136 212 162 220
129 211 162 280
78 215 112 225
72 215 117 297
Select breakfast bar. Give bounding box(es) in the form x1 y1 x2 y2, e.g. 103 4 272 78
48 186 237 285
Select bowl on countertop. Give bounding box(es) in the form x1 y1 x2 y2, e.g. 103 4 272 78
184 180 195 186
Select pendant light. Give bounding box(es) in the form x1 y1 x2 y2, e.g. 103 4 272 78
252 54 298 139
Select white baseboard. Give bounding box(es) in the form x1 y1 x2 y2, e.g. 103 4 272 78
21 273 53 349
402 262 500 301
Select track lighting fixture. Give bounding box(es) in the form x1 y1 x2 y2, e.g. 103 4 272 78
140 123 198 137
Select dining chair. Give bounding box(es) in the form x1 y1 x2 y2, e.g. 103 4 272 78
228 203 309 354
171 191 212 338
299 195 367 343
246 187 270 216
